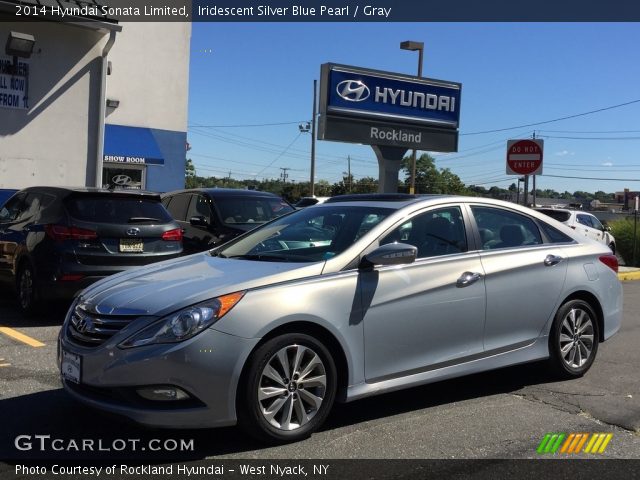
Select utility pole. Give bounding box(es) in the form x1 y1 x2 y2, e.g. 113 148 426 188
532 131 537 207
280 167 290 183
348 155 352 193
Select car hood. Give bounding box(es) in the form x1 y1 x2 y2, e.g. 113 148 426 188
77 253 324 316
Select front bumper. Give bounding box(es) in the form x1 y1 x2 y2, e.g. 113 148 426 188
58 326 260 429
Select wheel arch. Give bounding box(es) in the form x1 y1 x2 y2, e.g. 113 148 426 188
236 321 350 405
558 290 605 342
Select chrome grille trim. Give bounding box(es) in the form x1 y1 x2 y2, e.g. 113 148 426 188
67 305 137 347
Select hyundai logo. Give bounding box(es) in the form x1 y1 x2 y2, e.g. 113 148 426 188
126 228 140 236
72 314 93 334
112 174 133 186
336 80 370 102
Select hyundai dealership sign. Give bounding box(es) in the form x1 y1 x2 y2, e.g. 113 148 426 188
319 63 461 151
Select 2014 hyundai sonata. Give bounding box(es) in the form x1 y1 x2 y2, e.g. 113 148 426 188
58 195 622 442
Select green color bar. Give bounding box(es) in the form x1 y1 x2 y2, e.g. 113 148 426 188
544 434 559 453
537 433 552 454
550 433 566 453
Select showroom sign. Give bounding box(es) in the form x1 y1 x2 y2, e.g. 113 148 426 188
318 63 461 151
0 55 29 110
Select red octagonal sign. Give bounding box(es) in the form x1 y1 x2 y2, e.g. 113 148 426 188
506 139 544 175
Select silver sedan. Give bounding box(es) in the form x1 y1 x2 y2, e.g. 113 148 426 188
58 195 622 442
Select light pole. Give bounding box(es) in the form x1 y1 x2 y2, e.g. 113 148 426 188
400 40 424 194
299 80 318 197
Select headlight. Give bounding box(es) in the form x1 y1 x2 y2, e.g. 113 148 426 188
119 291 245 348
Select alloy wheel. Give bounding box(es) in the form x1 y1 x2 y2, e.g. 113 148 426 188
559 307 595 369
258 344 327 431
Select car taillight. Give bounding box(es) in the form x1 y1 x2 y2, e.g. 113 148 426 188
162 228 183 241
45 224 97 241
599 254 618 273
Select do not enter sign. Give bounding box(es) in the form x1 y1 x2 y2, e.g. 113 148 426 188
506 139 544 175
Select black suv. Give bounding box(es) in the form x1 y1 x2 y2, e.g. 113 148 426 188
0 187 183 313
161 188 294 254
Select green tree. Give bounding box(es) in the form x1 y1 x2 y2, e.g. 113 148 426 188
185 158 197 188
402 153 467 194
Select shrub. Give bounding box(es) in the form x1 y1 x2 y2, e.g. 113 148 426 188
609 218 640 266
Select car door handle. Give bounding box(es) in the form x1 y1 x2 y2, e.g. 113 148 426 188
544 254 564 266
456 271 482 287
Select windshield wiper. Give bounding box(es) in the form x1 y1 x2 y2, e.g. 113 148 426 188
128 217 161 223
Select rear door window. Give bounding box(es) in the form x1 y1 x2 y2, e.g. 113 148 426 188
65 196 172 224
471 206 542 249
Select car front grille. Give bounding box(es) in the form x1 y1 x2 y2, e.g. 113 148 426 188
67 306 136 347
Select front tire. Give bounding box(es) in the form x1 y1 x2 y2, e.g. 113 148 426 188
548 299 599 378
238 333 337 443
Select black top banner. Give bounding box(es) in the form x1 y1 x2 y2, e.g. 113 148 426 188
2 0 640 22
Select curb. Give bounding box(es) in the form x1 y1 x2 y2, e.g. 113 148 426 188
617 271 640 281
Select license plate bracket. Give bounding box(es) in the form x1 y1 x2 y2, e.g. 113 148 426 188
61 349 81 384
120 238 144 253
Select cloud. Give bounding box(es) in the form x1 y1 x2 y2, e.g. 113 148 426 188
555 150 574 157
601 161 613 167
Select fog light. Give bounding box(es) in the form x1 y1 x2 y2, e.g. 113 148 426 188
136 386 190 402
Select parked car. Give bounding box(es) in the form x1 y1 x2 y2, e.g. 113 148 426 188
59 194 621 442
0 187 182 313
0 189 18 208
535 208 616 253
161 188 294 254
294 196 330 208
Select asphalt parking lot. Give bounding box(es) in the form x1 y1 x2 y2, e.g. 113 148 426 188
0 284 638 462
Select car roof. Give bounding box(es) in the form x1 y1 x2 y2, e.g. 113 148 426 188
18 186 161 199
163 188 282 199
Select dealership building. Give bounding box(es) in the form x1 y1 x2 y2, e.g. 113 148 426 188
0 1 190 192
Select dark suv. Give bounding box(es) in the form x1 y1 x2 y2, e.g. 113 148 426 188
0 187 183 313
161 188 294 254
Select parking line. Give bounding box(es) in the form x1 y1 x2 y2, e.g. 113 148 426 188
0 326 45 347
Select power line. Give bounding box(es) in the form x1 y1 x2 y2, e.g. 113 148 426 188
542 174 640 181
461 99 640 136
255 133 303 177
189 120 307 128
538 135 640 140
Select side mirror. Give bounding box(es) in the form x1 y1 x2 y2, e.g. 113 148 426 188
360 242 417 269
189 215 209 227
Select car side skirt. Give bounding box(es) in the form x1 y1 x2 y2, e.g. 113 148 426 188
346 337 548 402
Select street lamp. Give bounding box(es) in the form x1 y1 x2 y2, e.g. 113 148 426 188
400 41 424 194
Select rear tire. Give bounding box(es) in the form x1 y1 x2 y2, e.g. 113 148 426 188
238 333 337 443
548 299 599 378
17 263 40 315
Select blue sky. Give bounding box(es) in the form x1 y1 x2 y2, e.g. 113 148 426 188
188 23 640 194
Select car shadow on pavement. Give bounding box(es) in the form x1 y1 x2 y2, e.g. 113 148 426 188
0 361 558 462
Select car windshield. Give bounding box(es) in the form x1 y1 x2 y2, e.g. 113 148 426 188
538 209 571 222
216 196 294 225
216 205 393 262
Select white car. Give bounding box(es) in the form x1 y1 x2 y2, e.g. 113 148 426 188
535 208 616 253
